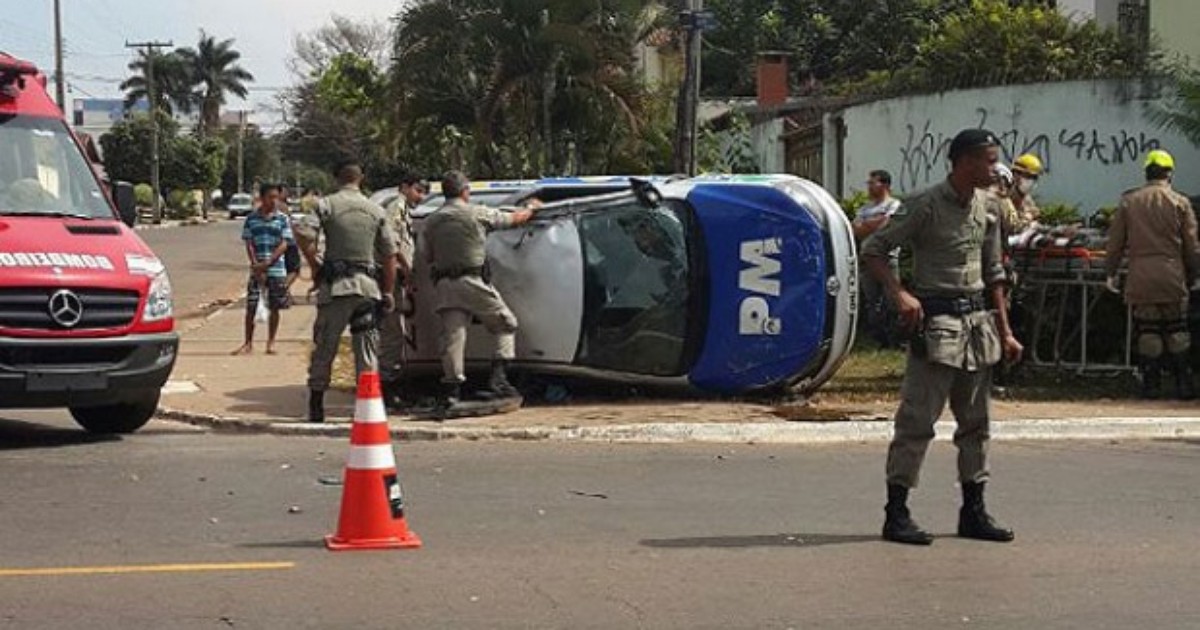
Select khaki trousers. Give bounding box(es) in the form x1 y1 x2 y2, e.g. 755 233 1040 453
378 286 408 381
435 276 517 384
886 355 992 488
307 295 379 392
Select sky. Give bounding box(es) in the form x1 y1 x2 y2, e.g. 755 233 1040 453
5 0 403 132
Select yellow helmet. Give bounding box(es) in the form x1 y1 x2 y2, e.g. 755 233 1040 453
1144 149 1175 170
1013 153 1043 177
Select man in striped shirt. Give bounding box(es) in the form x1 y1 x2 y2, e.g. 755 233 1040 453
232 183 295 355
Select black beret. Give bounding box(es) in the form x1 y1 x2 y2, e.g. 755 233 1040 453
948 128 999 162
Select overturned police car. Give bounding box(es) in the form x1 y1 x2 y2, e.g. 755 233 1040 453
400 175 857 395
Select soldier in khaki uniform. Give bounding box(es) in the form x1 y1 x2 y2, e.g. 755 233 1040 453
378 174 428 409
424 171 537 408
863 129 1023 546
295 162 398 422
1105 150 1200 400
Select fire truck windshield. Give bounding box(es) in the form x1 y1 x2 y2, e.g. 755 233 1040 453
0 114 112 219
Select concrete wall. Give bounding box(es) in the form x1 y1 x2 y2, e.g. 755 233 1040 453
834 79 1199 214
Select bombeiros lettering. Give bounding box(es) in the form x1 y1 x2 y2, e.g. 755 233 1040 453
0 252 115 271
738 238 783 336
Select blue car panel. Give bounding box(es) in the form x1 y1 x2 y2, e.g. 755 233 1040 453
687 184 828 393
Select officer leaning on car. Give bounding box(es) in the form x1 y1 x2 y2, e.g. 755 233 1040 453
1105 149 1200 400
423 170 538 410
294 160 399 422
861 128 1023 546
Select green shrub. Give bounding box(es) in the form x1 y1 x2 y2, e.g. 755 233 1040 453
1038 202 1082 226
840 190 871 221
133 183 154 208
1090 206 1118 230
165 189 200 220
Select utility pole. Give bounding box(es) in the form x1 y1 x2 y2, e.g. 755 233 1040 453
125 40 173 224
674 0 709 176
53 0 65 110
236 110 247 194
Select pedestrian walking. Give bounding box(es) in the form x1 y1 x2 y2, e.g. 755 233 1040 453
296 161 399 422
424 170 537 410
861 128 1023 546
379 174 428 409
1105 149 1200 400
853 169 902 347
232 182 294 356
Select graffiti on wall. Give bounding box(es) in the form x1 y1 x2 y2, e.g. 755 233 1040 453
896 108 1161 192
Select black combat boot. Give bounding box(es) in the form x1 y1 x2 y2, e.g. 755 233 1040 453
435 382 461 412
488 360 520 399
1140 358 1162 400
1171 354 1195 401
957 481 1015 542
882 484 934 545
382 378 406 412
308 389 325 423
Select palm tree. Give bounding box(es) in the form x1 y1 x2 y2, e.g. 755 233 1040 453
119 50 195 116
177 32 254 138
1148 67 1200 147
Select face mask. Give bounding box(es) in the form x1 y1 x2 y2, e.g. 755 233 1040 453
1016 178 1036 196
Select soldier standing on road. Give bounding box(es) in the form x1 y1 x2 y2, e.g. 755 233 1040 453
862 129 1023 546
296 161 398 422
1105 150 1200 400
424 170 537 410
379 174 428 410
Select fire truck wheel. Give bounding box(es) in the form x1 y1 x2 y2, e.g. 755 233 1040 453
70 392 159 434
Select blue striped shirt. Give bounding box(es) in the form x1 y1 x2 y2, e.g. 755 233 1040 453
242 211 295 278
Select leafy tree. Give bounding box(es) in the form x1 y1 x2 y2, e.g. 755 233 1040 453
98 111 181 185
119 50 196 115
390 0 666 176
1147 67 1200 147
177 32 254 138
219 126 280 197
290 13 393 78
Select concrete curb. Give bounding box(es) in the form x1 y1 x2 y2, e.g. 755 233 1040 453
156 407 1200 444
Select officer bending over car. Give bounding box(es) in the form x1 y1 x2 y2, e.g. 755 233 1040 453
295 160 398 423
423 170 538 411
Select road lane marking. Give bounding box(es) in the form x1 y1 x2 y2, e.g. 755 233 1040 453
0 562 295 577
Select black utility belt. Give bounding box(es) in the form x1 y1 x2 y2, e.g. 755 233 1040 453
921 293 988 317
319 260 379 282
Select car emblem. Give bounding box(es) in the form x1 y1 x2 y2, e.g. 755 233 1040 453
48 289 84 328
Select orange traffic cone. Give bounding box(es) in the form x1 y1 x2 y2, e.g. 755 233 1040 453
325 371 422 551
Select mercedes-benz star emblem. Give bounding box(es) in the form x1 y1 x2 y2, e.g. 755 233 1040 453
48 289 84 328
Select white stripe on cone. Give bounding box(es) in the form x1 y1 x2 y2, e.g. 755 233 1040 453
354 397 388 424
346 444 397 471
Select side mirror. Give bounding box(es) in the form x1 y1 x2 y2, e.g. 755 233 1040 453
114 181 137 227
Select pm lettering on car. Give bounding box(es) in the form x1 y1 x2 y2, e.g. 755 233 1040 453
738 238 783 336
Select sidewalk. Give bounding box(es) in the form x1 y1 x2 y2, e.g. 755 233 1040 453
161 284 1200 443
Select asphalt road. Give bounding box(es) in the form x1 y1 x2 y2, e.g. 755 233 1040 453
1 414 1197 629
137 218 248 318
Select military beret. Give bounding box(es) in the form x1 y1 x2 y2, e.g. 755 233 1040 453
948 128 999 162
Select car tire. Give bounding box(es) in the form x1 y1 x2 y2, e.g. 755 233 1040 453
69 391 160 434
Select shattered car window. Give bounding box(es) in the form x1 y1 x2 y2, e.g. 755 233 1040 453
577 200 693 376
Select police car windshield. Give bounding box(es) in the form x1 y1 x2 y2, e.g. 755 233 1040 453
576 199 699 376
0 115 112 219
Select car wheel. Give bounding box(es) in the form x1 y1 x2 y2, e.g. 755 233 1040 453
69 391 160 434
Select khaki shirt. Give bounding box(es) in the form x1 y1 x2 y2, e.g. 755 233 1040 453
386 197 416 271
307 185 398 303
863 178 1006 296
424 198 517 271
1106 180 1200 306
